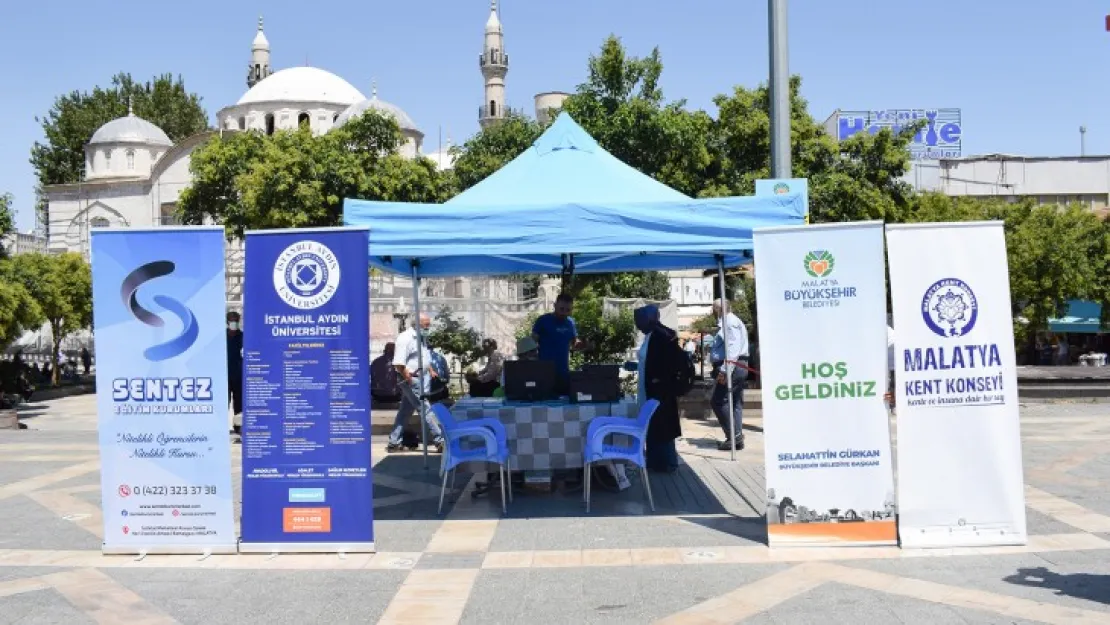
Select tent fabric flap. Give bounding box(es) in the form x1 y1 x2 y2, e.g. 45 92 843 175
343 194 806 277
1048 299 1105 334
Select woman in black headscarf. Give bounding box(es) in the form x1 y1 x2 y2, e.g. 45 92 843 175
634 305 684 473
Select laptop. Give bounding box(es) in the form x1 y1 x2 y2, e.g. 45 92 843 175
503 360 557 402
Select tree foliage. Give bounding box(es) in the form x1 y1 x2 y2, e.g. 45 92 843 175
569 287 637 367
179 111 452 237
425 307 485 369
450 114 544 192
30 73 208 187
0 192 14 260
0 253 92 384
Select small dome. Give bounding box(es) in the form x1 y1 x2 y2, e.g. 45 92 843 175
334 90 420 134
88 112 173 147
237 66 365 106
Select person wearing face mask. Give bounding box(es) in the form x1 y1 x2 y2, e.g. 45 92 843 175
227 311 244 434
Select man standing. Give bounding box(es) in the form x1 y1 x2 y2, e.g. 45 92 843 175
634 305 685 472
79 347 92 375
532 293 588 394
227 311 244 434
710 299 749 451
388 313 444 453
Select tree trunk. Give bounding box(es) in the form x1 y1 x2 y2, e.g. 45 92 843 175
51 322 62 387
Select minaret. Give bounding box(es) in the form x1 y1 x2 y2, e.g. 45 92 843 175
478 1 508 129
247 16 272 89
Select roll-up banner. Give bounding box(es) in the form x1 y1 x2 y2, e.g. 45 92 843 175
239 227 374 553
886 221 1026 548
754 221 897 546
91 227 237 554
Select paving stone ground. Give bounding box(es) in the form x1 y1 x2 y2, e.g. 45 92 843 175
1 394 1109 624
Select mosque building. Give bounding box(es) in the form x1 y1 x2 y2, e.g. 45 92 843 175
41 2 566 260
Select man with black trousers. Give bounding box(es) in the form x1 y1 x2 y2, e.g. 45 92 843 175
227 310 244 434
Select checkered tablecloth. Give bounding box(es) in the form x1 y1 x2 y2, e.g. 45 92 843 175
451 400 640 471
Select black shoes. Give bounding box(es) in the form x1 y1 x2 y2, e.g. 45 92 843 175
718 437 745 451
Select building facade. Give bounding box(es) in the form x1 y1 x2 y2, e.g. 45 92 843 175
910 155 1110 214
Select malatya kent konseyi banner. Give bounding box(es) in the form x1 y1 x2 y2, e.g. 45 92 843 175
886 221 1025 548
239 227 374 553
753 221 897 546
91 227 236 555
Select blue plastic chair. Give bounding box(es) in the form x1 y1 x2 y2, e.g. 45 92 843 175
582 399 660 513
430 403 513 514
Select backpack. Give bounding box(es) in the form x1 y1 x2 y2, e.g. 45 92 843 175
674 351 697 396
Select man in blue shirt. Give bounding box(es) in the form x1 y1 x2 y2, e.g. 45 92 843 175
532 293 587 393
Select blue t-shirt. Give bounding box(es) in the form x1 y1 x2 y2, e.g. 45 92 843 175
532 313 577 378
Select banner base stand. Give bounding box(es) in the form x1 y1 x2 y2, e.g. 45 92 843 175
238 542 376 554
900 533 1028 550
769 540 897 549
102 544 239 556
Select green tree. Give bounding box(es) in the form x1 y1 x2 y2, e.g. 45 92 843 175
1005 203 1107 359
426 307 485 369
0 268 42 349
450 113 544 192
569 287 637 367
30 73 208 187
0 253 92 384
180 111 451 236
0 193 14 260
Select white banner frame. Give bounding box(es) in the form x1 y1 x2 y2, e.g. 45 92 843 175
886 221 1026 548
754 221 897 547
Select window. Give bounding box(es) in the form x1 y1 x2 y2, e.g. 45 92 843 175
238 116 246 130
297 112 310 128
489 100 496 117
265 113 275 135
103 150 111 170
333 113 340 123
90 217 110 228
160 203 179 226
126 149 135 171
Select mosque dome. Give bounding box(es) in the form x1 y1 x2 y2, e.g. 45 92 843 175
334 86 421 135
88 109 172 147
236 66 365 107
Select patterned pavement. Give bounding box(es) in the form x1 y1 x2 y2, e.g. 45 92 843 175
1 395 1109 623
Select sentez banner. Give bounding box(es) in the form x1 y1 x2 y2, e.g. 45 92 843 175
886 222 1026 548
754 222 897 547
91 227 236 554
240 227 374 553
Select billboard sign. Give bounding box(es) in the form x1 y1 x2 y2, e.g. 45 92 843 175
835 109 962 160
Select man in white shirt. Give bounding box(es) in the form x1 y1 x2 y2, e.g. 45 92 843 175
711 299 749 451
387 313 444 452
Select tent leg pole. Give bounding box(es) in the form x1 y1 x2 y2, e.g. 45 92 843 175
411 264 429 470
717 258 736 462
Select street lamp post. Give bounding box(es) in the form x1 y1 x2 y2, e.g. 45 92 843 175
769 0 791 178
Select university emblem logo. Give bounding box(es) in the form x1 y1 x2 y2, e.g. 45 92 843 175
921 278 978 337
273 240 341 310
803 250 834 278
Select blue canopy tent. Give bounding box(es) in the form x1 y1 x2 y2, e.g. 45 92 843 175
344 113 806 277
343 113 806 462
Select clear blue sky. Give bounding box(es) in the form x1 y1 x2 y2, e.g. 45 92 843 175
1 0 1106 232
